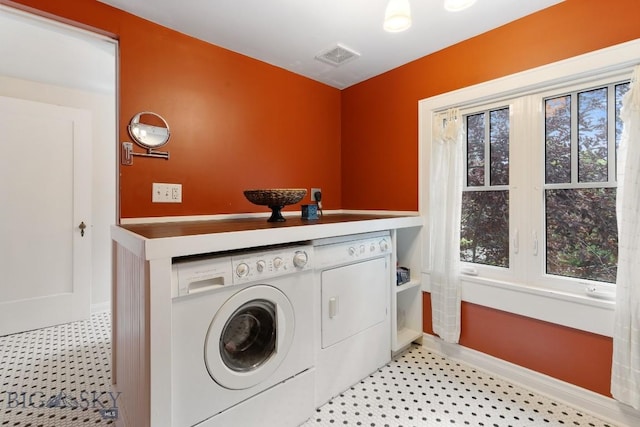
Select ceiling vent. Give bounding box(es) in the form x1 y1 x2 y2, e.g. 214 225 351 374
315 44 360 67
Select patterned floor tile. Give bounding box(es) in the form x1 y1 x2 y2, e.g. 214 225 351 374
302 346 618 427
0 315 620 427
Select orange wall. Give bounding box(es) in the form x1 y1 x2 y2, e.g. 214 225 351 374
5 0 342 219
341 0 640 211
9 0 636 399
422 293 613 396
365 0 640 398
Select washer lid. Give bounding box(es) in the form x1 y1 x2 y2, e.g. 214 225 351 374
204 285 294 390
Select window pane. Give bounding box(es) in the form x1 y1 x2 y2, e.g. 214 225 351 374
545 95 571 184
466 113 485 186
545 188 617 283
460 191 509 267
578 88 608 182
490 108 509 186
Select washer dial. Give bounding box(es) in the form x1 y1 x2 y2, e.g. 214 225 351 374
293 251 308 268
235 262 249 277
273 257 284 269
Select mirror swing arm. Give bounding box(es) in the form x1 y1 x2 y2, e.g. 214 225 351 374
121 142 169 165
121 111 171 165
122 142 169 166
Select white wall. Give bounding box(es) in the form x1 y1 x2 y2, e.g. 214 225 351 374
0 75 116 308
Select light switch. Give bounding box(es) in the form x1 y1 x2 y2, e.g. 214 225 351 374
152 183 182 203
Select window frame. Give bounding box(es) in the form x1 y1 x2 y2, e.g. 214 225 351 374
531 77 627 295
419 39 640 336
459 77 627 296
460 100 514 280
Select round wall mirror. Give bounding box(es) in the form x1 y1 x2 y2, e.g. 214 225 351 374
128 111 170 150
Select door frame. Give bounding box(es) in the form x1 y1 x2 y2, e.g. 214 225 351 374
0 4 118 319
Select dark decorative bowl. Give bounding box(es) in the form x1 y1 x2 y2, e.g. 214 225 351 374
243 189 307 222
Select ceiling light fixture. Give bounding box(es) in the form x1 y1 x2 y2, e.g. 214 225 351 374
444 0 477 12
383 0 412 33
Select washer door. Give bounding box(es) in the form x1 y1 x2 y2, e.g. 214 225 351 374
204 285 295 390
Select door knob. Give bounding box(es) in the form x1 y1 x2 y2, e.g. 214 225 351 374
79 221 87 237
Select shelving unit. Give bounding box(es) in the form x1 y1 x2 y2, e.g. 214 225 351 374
391 225 423 353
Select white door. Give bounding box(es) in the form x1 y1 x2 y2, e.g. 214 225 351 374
320 257 389 348
0 96 92 336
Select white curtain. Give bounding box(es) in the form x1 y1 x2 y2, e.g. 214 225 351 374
611 65 640 409
429 108 464 343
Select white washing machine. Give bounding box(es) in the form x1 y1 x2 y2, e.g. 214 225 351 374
171 244 315 427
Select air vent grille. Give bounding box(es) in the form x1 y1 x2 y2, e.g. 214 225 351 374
315 44 360 67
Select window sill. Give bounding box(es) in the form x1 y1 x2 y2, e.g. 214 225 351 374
421 272 614 337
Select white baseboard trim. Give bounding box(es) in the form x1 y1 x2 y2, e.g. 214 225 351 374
119 210 344 224
422 334 640 427
340 210 421 216
91 301 111 314
119 210 420 224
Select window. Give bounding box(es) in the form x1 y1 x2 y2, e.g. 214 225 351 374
461 107 510 268
459 79 629 290
543 83 629 283
421 40 640 332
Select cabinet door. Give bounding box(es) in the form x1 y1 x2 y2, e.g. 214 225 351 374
321 257 389 348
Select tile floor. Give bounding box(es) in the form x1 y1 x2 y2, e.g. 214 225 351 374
0 312 114 426
302 346 617 427
0 313 619 427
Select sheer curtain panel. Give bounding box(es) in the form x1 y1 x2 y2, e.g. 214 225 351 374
611 65 640 410
429 108 464 343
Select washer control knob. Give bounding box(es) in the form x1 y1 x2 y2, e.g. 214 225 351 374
359 245 365 254
256 260 266 273
379 239 389 252
348 247 356 256
293 251 308 268
235 262 249 277
370 243 376 252
273 257 284 269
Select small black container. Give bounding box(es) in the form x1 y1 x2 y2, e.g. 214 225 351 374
396 267 410 285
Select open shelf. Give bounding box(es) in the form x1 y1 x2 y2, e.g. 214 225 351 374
394 327 423 352
395 279 421 293
391 225 423 354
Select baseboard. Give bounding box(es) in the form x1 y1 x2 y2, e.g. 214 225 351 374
422 333 640 427
91 301 111 314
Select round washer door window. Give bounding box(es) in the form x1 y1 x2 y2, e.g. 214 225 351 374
204 285 294 390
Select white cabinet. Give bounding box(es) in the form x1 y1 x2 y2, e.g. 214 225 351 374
112 214 423 427
391 225 423 353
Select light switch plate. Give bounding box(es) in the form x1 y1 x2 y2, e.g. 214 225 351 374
152 183 182 203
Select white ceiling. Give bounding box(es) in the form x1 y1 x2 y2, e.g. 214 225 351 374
98 0 563 89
